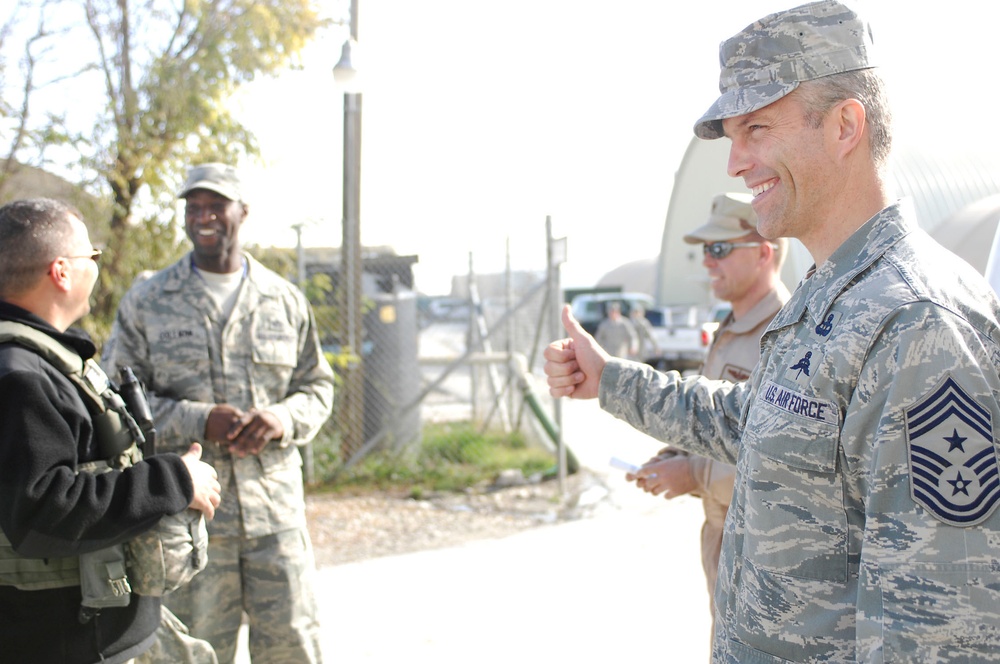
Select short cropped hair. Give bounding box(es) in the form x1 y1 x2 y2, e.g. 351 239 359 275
798 68 893 172
0 198 81 298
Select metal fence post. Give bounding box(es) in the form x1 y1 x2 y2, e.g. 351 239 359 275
547 216 568 492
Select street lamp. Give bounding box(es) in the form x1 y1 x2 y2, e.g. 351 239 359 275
334 0 365 457
333 38 360 91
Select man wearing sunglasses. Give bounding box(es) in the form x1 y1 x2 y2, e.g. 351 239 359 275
626 192 789 655
0 198 222 663
545 1 1000 660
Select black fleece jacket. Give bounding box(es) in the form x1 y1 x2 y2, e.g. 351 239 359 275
0 302 195 664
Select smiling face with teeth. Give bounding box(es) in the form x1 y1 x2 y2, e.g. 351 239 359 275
183 189 248 274
721 89 840 253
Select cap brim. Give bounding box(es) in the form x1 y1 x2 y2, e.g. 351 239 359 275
683 218 756 244
178 181 239 200
683 229 751 244
694 80 799 140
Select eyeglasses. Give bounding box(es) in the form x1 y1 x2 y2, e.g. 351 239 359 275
702 241 769 260
63 249 103 264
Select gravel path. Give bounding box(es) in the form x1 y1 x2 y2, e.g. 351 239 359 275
305 469 606 567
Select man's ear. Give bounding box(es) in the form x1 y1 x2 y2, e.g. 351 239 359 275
757 240 774 267
830 98 867 160
47 258 72 293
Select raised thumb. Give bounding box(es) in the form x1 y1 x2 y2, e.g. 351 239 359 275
561 304 588 341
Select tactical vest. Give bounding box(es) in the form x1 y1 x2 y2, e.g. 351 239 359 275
0 321 140 591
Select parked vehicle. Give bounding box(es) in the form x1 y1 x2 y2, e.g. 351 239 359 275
643 303 730 373
569 292 655 336
569 292 731 373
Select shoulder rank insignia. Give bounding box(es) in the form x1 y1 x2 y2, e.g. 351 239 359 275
905 375 1000 526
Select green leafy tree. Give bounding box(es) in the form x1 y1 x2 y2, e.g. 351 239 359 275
84 0 325 343
0 0 326 344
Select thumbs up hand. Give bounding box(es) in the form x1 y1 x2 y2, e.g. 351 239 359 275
543 304 610 399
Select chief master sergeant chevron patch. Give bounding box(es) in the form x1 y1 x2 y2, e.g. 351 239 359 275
905 374 1000 526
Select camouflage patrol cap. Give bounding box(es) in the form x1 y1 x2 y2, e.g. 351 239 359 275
683 192 757 244
694 0 877 140
179 162 242 201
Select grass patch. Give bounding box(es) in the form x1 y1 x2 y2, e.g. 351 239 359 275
309 421 555 497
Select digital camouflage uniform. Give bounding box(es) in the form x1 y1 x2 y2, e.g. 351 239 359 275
105 252 334 664
601 205 1000 661
661 284 789 636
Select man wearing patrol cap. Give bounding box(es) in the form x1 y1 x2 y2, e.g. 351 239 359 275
105 163 335 663
545 1 1000 661
627 192 789 657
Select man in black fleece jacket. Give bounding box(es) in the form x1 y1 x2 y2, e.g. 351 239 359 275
0 199 222 663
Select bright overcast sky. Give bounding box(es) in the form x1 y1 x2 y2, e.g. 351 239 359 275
231 0 999 295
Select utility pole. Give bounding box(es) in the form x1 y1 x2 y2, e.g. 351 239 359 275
336 0 365 458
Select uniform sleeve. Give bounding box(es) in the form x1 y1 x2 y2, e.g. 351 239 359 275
851 302 1000 659
266 294 334 447
688 456 737 504
598 358 746 465
0 367 192 557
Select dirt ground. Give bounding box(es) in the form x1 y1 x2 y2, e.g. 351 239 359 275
305 469 605 567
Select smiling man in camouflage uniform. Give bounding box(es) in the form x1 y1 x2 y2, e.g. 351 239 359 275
105 163 334 663
544 1 1000 661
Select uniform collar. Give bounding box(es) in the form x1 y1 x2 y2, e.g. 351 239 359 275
724 282 793 335
770 201 914 332
0 300 97 359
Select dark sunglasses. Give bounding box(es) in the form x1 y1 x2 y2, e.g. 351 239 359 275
702 241 769 260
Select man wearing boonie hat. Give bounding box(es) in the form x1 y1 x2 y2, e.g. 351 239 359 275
544 1 1000 661
627 192 790 658
104 163 335 663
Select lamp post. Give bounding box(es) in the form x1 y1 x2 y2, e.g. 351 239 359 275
334 0 364 457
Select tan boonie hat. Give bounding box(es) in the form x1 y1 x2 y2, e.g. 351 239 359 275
178 162 243 201
694 0 877 140
683 193 758 244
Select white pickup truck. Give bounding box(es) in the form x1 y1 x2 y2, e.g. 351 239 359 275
568 292 730 373
642 304 730 373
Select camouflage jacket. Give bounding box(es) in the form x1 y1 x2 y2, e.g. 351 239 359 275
683 284 791 509
601 203 1000 662
105 253 335 539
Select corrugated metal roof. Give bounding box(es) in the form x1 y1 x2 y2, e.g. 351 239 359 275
889 145 1000 232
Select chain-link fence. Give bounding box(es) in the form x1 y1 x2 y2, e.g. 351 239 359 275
294 238 572 489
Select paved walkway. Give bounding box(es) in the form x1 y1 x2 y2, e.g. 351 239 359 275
238 398 714 662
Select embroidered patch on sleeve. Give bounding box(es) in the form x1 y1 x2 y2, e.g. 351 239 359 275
905 375 1000 526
